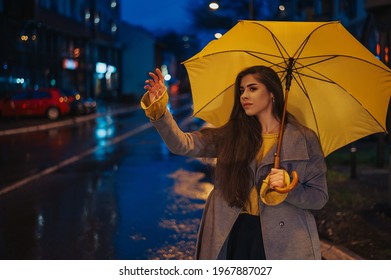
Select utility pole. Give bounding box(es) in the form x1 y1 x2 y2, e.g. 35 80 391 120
249 0 255 19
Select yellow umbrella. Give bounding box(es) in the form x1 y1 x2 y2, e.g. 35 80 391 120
183 20 391 157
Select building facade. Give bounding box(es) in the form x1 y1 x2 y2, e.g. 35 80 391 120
0 0 121 99
119 23 156 102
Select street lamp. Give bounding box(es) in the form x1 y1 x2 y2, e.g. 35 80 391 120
209 2 219 10
209 1 254 19
248 0 254 19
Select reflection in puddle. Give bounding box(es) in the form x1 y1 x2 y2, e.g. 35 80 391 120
168 169 213 201
148 239 197 260
148 168 214 260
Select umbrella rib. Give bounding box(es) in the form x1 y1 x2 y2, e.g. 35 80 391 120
252 21 291 61
298 54 391 73
182 50 282 63
291 70 322 140
292 21 339 60
246 52 287 69
192 84 235 118
292 60 387 136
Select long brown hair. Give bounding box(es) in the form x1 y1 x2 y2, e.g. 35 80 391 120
201 65 286 208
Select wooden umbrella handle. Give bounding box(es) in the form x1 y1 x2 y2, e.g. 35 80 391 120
273 170 299 193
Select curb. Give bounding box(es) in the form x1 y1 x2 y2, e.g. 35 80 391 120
320 240 364 260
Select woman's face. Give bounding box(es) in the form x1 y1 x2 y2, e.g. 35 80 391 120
239 74 274 120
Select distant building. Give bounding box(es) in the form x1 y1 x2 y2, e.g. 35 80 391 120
0 0 121 99
364 0 391 67
119 22 156 102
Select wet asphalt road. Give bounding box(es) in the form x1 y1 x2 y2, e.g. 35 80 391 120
0 94 211 260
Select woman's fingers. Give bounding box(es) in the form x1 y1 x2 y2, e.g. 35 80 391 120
156 68 164 81
144 68 166 103
149 72 159 84
269 168 285 189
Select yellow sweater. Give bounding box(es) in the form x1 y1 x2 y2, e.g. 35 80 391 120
242 134 278 216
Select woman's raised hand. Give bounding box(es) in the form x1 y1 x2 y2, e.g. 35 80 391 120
144 68 166 104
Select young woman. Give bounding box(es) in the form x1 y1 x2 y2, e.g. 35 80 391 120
141 65 328 260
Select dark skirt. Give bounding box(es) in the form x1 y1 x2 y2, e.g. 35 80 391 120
227 213 266 260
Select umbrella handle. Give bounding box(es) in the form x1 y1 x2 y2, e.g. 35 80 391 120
272 170 299 193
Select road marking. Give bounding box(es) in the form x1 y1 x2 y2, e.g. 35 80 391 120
0 122 153 196
0 105 141 136
0 104 195 196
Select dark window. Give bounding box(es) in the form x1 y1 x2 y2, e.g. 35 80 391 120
32 91 51 99
11 92 29 100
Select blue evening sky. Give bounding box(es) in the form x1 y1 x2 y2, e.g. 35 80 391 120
121 0 193 33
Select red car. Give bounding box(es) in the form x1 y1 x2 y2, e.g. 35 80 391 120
1 88 70 120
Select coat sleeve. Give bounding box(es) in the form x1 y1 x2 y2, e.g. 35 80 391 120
151 108 217 158
284 129 329 210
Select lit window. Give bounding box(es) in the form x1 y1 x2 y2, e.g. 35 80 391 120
111 23 117 33
94 12 100 24
85 9 91 21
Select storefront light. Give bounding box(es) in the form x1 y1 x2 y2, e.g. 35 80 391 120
85 9 91 21
111 23 117 33
63 58 79 70
107 65 116 73
96 62 107 74
94 13 100 24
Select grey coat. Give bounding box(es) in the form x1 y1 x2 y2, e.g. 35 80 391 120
152 109 328 260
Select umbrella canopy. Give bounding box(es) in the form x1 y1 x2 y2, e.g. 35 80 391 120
183 20 391 156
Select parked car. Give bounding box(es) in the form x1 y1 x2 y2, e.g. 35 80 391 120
0 91 7 117
62 89 97 115
1 88 70 120
62 89 84 115
82 97 97 114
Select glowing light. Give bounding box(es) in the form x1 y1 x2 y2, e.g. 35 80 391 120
74 48 80 57
209 2 219 10
107 65 116 73
85 9 91 20
111 23 117 33
214 33 222 39
96 62 107 73
94 13 100 24
279 5 285 11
